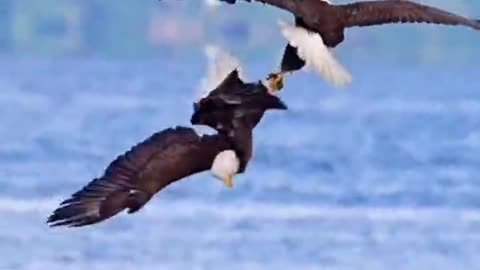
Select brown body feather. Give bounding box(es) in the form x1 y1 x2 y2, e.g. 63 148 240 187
47 127 231 227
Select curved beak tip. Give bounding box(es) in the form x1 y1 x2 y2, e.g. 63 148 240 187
223 175 234 188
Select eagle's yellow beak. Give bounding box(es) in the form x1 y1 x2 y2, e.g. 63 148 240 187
222 174 234 188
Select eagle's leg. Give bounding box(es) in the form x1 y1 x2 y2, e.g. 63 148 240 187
267 43 304 94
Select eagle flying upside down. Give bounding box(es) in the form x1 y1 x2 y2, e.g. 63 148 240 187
216 0 480 91
47 47 287 227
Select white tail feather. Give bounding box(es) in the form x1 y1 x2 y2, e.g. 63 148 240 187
279 20 352 88
198 45 246 99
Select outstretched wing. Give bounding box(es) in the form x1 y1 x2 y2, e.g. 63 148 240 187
340 0 480 30
47 127 230 227
279 20 352 88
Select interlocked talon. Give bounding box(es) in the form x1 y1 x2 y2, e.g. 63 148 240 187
267 72 285 94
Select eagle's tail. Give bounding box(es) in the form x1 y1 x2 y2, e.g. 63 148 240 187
47 178 151 227
278 20 352 88
198 45 245 99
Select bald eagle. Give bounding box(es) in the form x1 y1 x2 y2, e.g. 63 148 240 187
47 47 287 228
218 0 480 91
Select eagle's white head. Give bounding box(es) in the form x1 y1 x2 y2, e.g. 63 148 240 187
211 150 240 188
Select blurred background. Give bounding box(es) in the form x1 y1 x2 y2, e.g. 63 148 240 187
1 0 480 269
1 0 480 63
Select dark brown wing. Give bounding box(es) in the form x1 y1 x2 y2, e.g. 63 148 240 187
47 126 230 227
340 0 480 30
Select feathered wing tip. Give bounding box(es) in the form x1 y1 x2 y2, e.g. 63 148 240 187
47 127 195 227
46 177 150 228
198 45 246 99
278 20 352 88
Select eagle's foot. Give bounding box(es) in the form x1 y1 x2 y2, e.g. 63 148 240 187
267 72 284 94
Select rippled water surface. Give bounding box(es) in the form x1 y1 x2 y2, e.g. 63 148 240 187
1 57 480 270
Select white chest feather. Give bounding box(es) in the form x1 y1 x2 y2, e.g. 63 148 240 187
211 150 240 181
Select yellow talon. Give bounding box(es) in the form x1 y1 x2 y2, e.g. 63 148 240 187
267 73 284 94
223 174 234 188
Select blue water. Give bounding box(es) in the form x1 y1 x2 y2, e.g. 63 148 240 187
1 56 480 270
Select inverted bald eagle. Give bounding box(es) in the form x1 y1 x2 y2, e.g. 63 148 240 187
219 0 480 91
47 47 287 228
